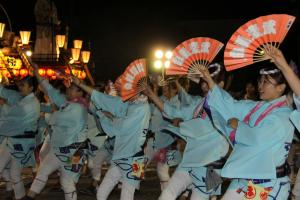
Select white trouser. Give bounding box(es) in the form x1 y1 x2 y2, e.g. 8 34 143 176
97 165 135 200
30 151 77 200
39 139 51 162
159 170 208 200
144 143 170 191
0 145 25 199
2 167 13 192
157 162 170 190
89 149 109 181
221 189 244 200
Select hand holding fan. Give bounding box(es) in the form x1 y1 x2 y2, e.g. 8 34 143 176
107 80 118 96
166 37 224 76
224 14 295 71
117 58 148 101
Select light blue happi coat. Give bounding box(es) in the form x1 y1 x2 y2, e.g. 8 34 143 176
150 95 181 150
91 90 150 160
208 85 294 179
0 84 40 167
91 90 150 188
40 80 88 181
40 80 88 148
163 93 229 168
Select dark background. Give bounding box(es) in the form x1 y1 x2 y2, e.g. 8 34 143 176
1 0 299 92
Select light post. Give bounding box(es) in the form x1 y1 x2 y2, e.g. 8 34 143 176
154 49 172 85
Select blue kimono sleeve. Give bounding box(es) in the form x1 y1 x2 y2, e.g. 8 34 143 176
113 104 150 136
91 90 127 118
40 80 66 108
208 85 256 121
0 96 40 136
163 98 200 121
0 84 22 105
235 113 290 146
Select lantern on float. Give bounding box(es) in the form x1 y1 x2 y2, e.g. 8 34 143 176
38 68 46 76
12 69 19 76
20 68 28 77
46 69 54 77
81 71 86 79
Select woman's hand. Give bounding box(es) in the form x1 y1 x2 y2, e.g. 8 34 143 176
198 65 216 89
265 47 290 71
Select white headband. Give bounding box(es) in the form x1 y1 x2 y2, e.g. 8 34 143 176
208 63 221 77
259 68 280 75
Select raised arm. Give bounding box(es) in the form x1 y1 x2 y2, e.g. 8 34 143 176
71 76 94 95
31 63 67 108
268 48 300 96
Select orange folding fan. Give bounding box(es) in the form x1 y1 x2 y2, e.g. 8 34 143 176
118 58 148 101
166 37 224 76
224 14 295 71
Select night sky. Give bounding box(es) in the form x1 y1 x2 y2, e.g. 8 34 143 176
1 0 300 91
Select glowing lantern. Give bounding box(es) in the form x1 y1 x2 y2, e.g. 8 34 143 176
73 40 83 49
0 23 5 38
72 69 78 76
38 68 46 76
46 69 54 77
65 68 70 74
19 31 31 45
51 76 57 80
81 51 90 63
71 48 80 61
81 71 86 79
12 69 19 76
56 35 66 48
20 69 28 77
3 70 11 78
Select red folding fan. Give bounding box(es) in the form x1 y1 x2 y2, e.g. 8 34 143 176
224 14 295 71
166 37 224 76
118 58 148 101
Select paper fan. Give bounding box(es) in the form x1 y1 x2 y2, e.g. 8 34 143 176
224 14 295 71
118 58 148 101
166 37 224 76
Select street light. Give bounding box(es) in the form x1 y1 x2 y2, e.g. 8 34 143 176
154 49 172 84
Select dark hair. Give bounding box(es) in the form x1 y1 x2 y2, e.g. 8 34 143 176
20 76 38 91
261 70 290 95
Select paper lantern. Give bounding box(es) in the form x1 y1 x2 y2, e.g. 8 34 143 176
46 69 54 77
71 48 80 61
3 70 11 78
0 23 5 38
56 35 66 48
73 40 83 49
20 68 28 77
19 31 31 45
81 51 90 63
38 68 46 76
12 69 19 76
